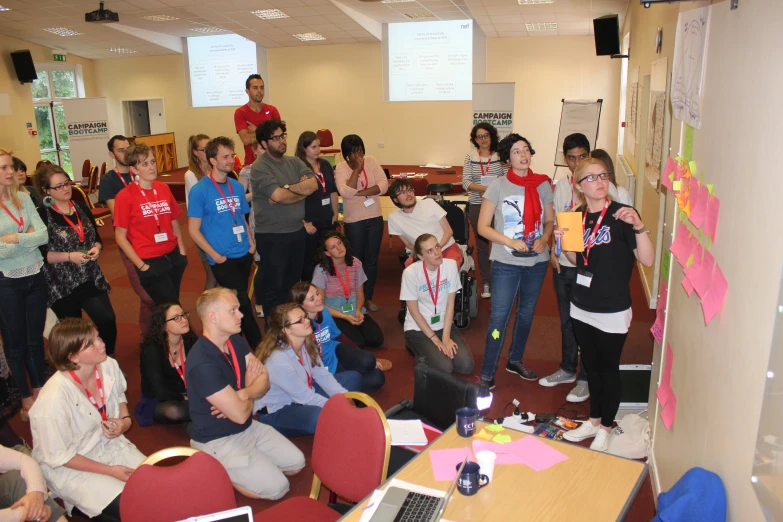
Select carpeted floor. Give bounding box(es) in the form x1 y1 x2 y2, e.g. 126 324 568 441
8 202 657 520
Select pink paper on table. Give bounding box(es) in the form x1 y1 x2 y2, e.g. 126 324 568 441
669 223 692 265
691 250 715 298
683 243 703 280
701 264 728 325
703 196 720 242
506 436 568 472
428 448 474 481
661 394 677 430
682 275 695 296
688 186 710 228
471 440 526 465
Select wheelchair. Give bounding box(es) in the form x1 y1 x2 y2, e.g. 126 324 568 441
397 183 479 329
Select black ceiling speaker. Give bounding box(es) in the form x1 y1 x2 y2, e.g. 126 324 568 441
10 50 37 84
593 15 621 56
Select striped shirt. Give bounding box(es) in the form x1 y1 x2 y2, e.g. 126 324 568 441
462 150 507 205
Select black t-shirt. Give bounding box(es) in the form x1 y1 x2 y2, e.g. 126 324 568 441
97 169 133 205
186 334 251 443
304 159 337 229
140 340 193 402
571 201 638 313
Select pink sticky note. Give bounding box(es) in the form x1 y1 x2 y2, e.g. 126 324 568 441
656 381 673 408
687 177 701 208
428 448 474 481
664 157 677 177
650 317 664 344
661 394 677 430
472 440 526 465
691 250 715 298
674 161 686 181
703 196 720 242
683 243 704 281
701 264 728 325
506 436 568 472
682 275 695 296
670 223 692 265
664 343 674 380
688 186 710 228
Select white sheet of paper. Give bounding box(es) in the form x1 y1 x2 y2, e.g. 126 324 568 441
388 419 427 446
419 163 452 169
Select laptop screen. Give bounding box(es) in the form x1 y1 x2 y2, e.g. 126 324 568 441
177 507 253 522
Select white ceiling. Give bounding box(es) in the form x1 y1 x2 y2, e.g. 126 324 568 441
0 0 628 59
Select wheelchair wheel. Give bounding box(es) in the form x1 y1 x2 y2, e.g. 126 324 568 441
469 278 479 318
454 311 470 329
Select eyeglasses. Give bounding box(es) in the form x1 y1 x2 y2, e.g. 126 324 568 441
578 172 610 184
49 181 74 191
166 312 190 323
395 188 415 197
287 316 309 327
269 133 287 142
476 133 491 140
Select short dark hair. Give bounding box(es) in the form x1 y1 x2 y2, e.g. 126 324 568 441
107 135 128 152
11 156 26 173
49 318 97 371
340 134 365 160
245 74 263 90
563 133 590 156
256 119 286 145
205 136 235 162
497 133 536 164
469 122 499 152
389 178 414 208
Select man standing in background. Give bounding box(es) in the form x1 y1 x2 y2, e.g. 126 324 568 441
234 74 281 167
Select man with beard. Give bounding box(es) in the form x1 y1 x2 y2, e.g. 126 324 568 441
234 74 281 167
251 120 317 317
97 135 155 339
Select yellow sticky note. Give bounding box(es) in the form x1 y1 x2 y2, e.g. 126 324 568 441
485 424 504 433
492 434 512 444
689 161 697 177
473 429 493 441
491 329 500 340
555 212 585 252
685 254 694 268
707 184 714 197
672 180 682 191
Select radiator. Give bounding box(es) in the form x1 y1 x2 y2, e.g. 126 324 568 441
616 154 636 206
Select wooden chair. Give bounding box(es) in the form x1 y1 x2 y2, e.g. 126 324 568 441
80 160 92 192
99 161 107 179
71 185 111 227
317 129 341 162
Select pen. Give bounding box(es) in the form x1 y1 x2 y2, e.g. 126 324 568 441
556 236 561 257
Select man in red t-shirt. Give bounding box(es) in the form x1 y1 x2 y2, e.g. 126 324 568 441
234 74 281 167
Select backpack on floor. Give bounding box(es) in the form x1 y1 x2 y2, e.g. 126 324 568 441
607 413 650 460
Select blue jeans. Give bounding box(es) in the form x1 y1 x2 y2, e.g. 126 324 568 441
480 261 548 380
0 271 47 398
553 265 586 380
343 216 384 301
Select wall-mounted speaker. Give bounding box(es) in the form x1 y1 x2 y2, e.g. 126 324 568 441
10 50 37 84
593 15 621 56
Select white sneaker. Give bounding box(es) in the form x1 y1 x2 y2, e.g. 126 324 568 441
481 283 491 298
590 428 610 452
567 380 590 402
563 420 600 442
539 369 577 387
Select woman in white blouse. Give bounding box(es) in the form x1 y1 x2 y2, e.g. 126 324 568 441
30 318 145 522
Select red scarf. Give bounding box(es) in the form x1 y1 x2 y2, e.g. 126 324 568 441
506 168 551 236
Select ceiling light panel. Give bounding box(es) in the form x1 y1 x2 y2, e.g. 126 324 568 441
293 32 326 41
142 14 179 21
109 47 137 53
518 0 554 4
525 22 557 30
381 0 416 3
189 26 228 33
252 9 289 19
404 12 436 19
43 27 83 36
0 5 10 11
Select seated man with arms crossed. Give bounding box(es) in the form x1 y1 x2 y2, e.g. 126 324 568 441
186 288 305 500
387 178 462 268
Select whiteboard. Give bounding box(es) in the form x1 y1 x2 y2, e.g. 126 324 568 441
554 100 602 166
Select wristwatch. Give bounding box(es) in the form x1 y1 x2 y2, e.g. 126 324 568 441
634 226 651 234
283 184 290 190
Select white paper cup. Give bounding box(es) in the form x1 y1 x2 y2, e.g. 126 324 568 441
475 450 497 482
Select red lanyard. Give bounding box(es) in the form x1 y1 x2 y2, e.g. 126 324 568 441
480 157 492 177
209 172 238 225
581 199 610 267
70 367 107 422
117 170 129 188
169 339 186 387
0 202 23 233
315 172 326 193
360 167 369 190
334 264 351 299
221 340 241 389
295 351 313 389
423 264 441 314
54 202 85 243
137 184 161 231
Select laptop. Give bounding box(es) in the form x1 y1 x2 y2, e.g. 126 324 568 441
177 506 253 522
370 458 466 522
615 364 653 421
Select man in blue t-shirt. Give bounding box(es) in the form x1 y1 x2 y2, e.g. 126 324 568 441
189 137 261 348
187 287 305 500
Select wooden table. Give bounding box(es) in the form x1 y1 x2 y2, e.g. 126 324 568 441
340 421 647 521
382 164 465 196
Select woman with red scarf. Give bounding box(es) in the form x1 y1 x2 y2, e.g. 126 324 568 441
476 134 554 389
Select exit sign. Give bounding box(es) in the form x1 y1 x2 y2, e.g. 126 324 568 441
53 54 66 62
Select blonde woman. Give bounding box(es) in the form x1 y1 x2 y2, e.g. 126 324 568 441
184 134 216 291
0 149 48 420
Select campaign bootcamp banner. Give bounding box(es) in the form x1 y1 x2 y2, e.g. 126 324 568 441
62 98 110 182
472 83 515 139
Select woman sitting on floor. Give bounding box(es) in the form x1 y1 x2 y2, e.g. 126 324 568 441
290 281 388 392
135 303 197 426
0 444 66 522
255 303 362 437
29 318 145 522
312 231 384 350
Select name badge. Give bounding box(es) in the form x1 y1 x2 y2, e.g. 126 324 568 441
576 270 593 288
321 198 331 206
363 198 375 208
341 303 354 313
430 315 441 325
232 225 244 235
154 232 168 243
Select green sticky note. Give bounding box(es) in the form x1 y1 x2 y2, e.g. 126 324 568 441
679 209 687 222
685 254 694 268
485 424 504 433
683 125 694 161
707 184 714 197
706 236 712 251
697 229 703 242
662 250 671 282
672 180 682 191
492 434 512 444
491 329 500 340
689 161 698 177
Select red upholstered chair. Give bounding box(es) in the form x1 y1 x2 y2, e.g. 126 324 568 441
120 448 237 522
80 160 92 191
71 185 111 226
99 161 107 179
316 129 341 161
256 497 341 521
310 392 391 506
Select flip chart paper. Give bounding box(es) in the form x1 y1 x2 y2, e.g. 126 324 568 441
691 249 714 298
701 264 728 325
703 195 720 242
556 212 585 252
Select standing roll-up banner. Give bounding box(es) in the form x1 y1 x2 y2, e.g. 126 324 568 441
62 98 110 182
472 83 515 139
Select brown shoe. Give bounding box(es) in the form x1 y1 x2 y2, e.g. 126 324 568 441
376 358 392 372
365 300 379 312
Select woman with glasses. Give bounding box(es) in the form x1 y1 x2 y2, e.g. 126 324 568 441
589 149 633 206
555 159 653 451
184 134 217 292
477 134 554 389
0 149 48 421
34 164 117 356
135 304 196 426
255 303 361 437
463 123 507 299
334 134 388 312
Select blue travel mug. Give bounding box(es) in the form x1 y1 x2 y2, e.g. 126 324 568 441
456 461 490 496
456 407 477 437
